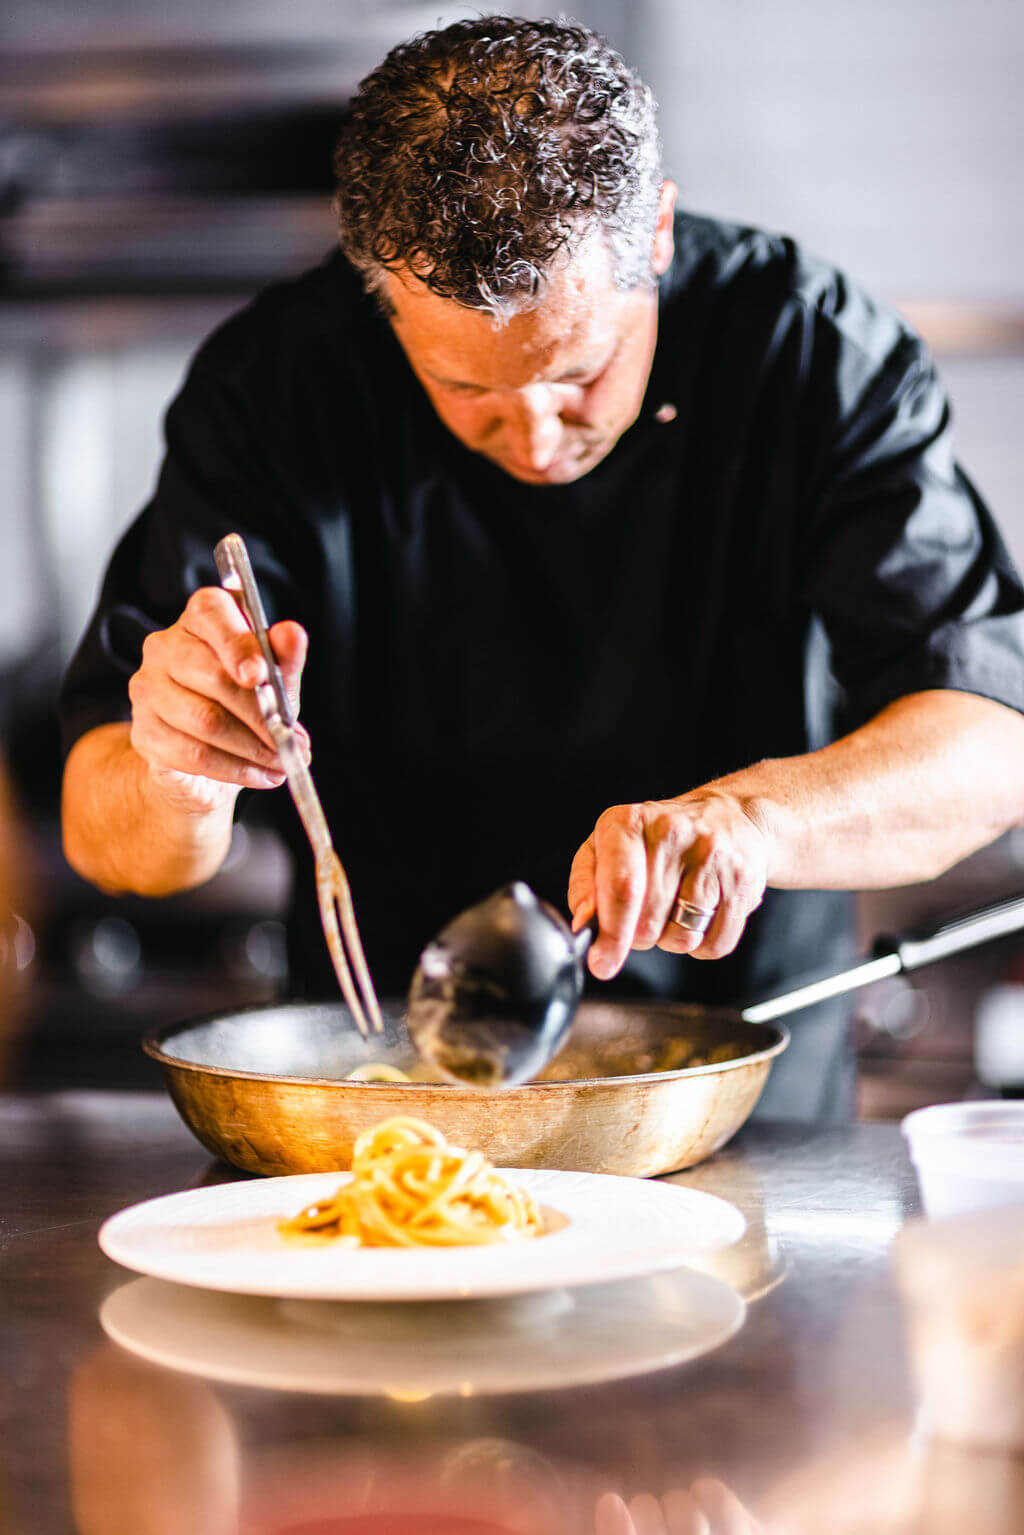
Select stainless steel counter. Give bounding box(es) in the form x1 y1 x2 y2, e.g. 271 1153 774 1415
1 1091 1020 1533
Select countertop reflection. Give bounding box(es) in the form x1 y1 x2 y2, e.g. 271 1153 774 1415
4 1089 1015 1534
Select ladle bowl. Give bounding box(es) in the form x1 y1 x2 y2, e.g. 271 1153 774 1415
406 882 594 1088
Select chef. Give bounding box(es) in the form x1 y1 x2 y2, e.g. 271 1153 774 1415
60 17 1024 1122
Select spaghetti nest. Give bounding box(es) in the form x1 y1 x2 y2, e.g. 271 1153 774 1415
278 1116 544 1248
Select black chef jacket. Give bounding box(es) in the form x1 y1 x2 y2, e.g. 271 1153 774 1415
60 212 1024 1124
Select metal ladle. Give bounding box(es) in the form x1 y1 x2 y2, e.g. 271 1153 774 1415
406 882 597 1088
408 878 1024 1091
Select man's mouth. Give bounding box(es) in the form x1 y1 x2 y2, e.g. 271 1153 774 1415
495 442 604 483
502 460 585 484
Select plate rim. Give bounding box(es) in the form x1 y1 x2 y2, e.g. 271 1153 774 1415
98 1168 746 1302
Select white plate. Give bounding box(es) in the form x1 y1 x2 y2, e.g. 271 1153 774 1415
101 1268 745 1396
98 1169 745 1301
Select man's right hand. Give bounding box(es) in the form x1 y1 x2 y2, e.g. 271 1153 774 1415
126 587 310 809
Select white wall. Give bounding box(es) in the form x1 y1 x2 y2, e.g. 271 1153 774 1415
943 356 1024 570
616 0 1024 559
629 0 1023 302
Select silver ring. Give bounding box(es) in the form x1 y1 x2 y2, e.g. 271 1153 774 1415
671 897 716 935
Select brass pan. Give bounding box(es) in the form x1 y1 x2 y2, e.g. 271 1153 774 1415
144 892 1024 1177
145 1000 788 1178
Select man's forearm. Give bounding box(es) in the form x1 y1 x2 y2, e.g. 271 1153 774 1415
715 690 1024 890
62 723 238 896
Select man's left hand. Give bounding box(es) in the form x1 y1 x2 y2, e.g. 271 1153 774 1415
568 790 771 980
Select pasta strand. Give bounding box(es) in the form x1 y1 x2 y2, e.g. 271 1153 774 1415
278 1116 543 1248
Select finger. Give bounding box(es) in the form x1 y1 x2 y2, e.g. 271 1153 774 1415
266 622 312 764
589 805 649 979
662 1489 711 1535
687 854 764 963
130 711 286 790
676 838 722 916
268 620 308 716
658 833 763 960
656 848 722 957
594 1493 636 1535
661 888 751 963
632 804 697 950
174 592 281 754
568 838 597 930
174 603 311 762
146 686 285 774
690 1479 763 1535
180 587 270 690
628 1493 669 1535
131 647 285 769
688 899 748 962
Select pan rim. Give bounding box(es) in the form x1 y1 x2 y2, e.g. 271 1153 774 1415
142 999 790 1091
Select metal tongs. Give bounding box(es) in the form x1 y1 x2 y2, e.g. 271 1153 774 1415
214 532 384 1040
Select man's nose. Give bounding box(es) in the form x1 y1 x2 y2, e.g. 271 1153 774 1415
509 386 562 469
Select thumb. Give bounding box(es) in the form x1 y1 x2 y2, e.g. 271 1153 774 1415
268 620 308 716
567 836 597 932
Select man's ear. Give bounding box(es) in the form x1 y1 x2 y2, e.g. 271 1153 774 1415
651 180 677 277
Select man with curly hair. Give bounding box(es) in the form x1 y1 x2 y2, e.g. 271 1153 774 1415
61 17 1024 1120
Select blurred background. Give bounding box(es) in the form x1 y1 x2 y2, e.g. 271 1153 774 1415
1 0 1023 1108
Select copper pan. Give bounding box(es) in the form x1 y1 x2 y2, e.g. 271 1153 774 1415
145 999 785 1178
144 893 1024 1178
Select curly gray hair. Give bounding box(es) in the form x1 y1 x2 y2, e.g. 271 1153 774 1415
333 15 663 320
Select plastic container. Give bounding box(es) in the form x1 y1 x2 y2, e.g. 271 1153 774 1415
893 1211 1024 1451
900 1101 1024 1219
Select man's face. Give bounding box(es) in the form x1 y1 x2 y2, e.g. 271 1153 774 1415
384 188 675 487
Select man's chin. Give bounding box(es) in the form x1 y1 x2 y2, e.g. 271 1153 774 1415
490 447 606 486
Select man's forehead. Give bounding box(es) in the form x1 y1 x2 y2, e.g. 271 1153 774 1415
384 245 624 387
